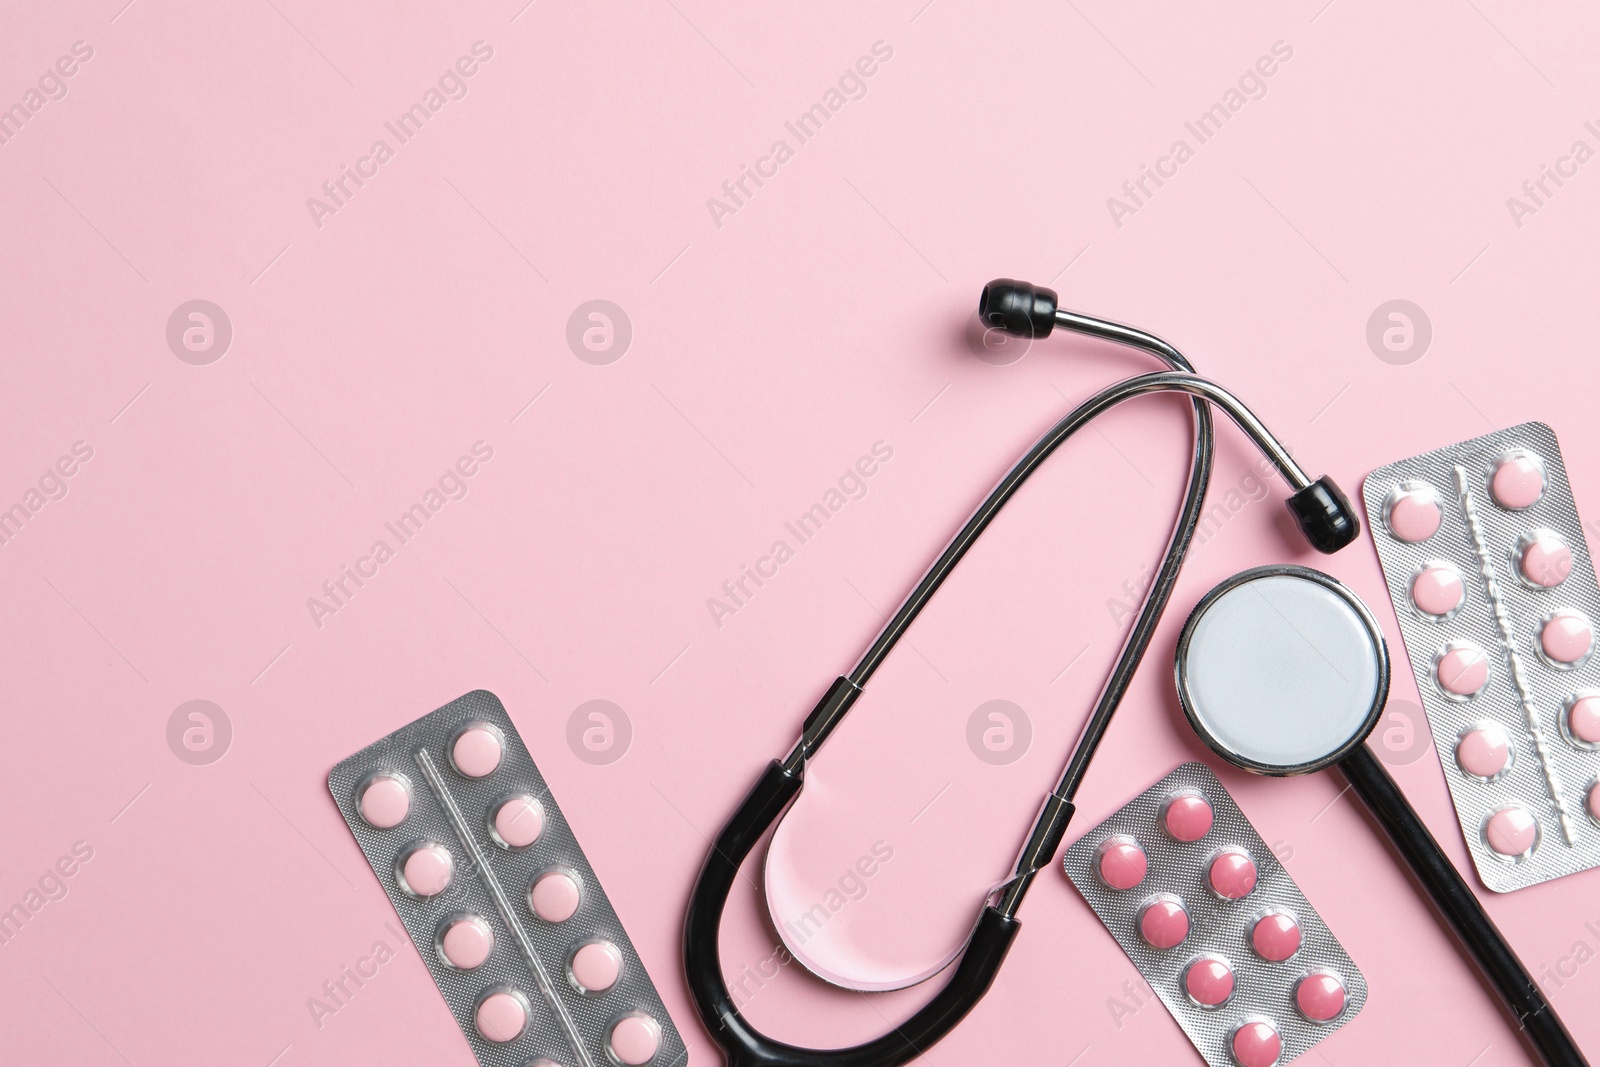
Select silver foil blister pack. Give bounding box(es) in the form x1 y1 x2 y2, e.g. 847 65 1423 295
1064 762 1365 1067
329 690 686 1067
1364 421 1600 892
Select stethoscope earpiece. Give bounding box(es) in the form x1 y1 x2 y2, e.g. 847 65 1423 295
1287 477 1361 553
979 278 1058 338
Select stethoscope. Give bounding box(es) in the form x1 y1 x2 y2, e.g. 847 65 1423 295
681 280 1587 1067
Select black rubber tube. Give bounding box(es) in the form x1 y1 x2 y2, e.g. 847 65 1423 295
683 761 1020 1067
1340 745 1589 1067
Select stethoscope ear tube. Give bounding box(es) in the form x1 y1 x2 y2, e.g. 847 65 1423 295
1339 746 1589 1067
683 760 1020 1067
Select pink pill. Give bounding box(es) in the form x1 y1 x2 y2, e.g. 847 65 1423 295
1162 793 1214 843
452 726 503 777
570 940 623 994
1208 849 1258 901
1251 911 1302 963
1387 485 1442 542
1485 806 1539 858
1095 837 1147 890
609 1013 662 1066
1492 453 1545 509
1568 696 1600 744
1184 955 1235 1008
440 916 494 969
475 990 528 1042
1412 564 1465 617
358 775 410 829
1436 643 1490 697
493 794 545 848
1589 783 1600 823
1138 897 1189 950
1519 533 1573 588
1231 1020 1283 1067
1296 971 1348 1022
400 844 453 897
530 870 582 922
1541 611 1593 665
1456 724 1511 779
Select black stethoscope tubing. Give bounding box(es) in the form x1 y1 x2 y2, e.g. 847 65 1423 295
1340 746 1586 1066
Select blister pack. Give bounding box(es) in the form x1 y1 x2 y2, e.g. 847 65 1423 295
329 690 686 1067
1364 421 1600 892
1063 762 1365 1067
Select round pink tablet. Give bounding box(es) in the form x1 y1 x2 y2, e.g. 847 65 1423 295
1163 794 1214 843
493 794 545 848
1184 956 1234 1008
1519 533 1573 588
571 940 623 993
1297 971 1348 1022
1436 643 1490 697
1569 696 1600 744
1485 806 1539 858
475 991 528 1043
1457 724 1510 779
1208 849 1258 901
400 844 453 897
441 916 494 969
609 1013 662 1066
453 726 503 777
1492 453 1545 509
1138 897 1189 949
359 775 410 829
1231 1020 1282 1067
530 870 582 922
1541 611 1593 665
1251 911 1302 962
1412 565 1465 617
1387 486 1442 542
1589 782 1600 823
1095 837 1147 890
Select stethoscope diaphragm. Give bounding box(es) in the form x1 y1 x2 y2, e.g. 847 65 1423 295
1175 565 1389 775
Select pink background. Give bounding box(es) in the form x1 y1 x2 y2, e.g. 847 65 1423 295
3 0 1599 1064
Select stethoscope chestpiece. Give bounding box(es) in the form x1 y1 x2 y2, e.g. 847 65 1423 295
1174 565 1390 776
